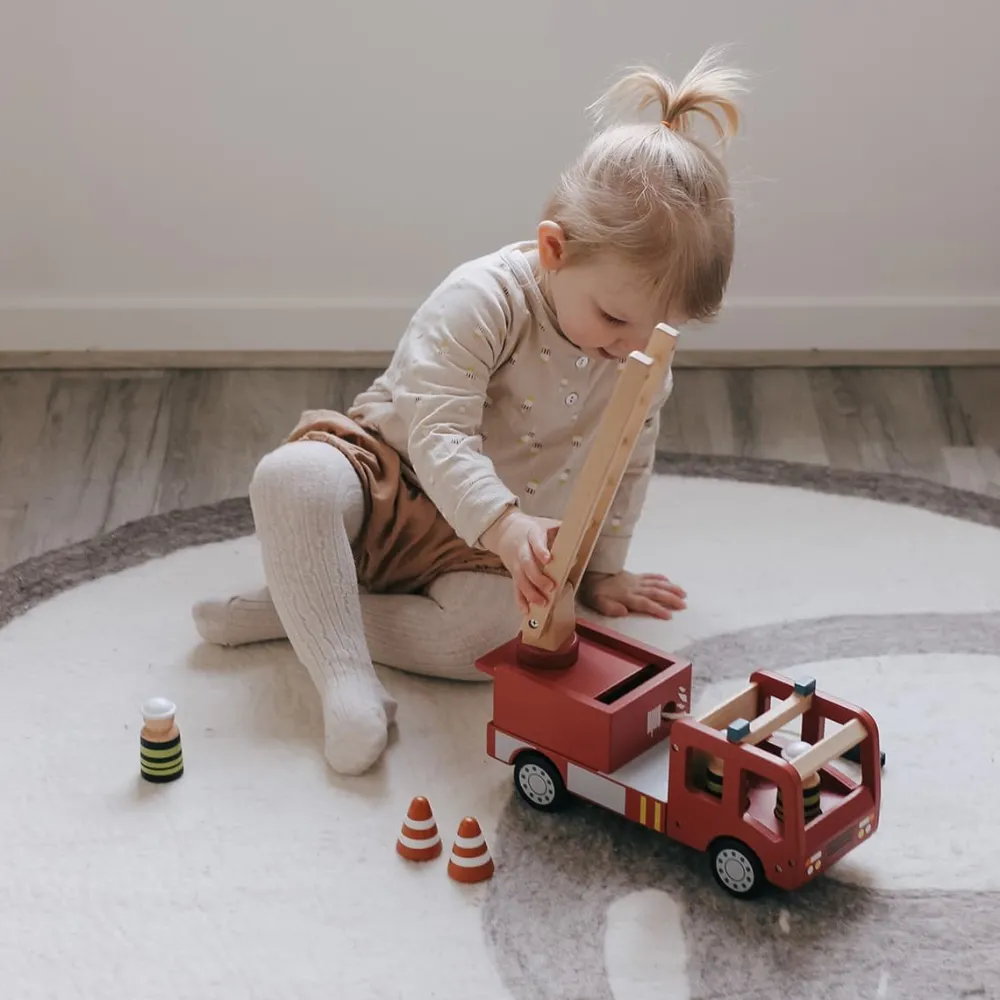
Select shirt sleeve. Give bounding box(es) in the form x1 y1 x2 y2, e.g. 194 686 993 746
584 367 673 575
391 267 521 549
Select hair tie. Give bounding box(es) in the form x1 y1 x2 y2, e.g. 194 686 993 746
661 119 676 131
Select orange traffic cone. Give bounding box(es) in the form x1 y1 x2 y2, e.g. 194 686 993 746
447 816 495 883
396 795 443 862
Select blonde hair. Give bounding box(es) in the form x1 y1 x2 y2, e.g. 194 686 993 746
542 46 747 322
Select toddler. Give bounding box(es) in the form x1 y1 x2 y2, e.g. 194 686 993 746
193 47 746 775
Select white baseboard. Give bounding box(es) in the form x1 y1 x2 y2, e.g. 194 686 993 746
0 298 417 353
1 296 998 354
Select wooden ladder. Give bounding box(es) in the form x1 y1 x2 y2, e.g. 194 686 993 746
518 323 679 658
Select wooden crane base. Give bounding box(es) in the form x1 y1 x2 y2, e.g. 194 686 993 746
515 631 580 669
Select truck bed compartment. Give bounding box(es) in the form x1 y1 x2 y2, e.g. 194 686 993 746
477 620 692 774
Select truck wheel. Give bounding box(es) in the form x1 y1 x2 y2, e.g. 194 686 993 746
709 838 765 899
513 752 569 812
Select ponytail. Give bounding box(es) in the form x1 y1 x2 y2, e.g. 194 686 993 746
588 45 745 142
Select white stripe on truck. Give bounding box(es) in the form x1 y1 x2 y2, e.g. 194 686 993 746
494 730 533 763
567 764 626 814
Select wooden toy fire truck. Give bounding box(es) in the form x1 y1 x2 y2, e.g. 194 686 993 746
475 324 882 898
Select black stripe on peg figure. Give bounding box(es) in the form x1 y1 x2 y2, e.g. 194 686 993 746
140 697 184 783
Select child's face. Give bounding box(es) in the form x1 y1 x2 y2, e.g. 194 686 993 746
537 222 683 360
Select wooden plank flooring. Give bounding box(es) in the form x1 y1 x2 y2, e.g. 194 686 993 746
1 367 998 571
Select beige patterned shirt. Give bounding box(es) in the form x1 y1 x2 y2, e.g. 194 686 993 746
349 241 673 575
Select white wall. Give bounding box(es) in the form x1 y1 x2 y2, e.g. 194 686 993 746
2 1 998 354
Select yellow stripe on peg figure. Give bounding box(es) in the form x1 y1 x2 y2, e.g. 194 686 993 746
705 756 725 798
140 697 184 783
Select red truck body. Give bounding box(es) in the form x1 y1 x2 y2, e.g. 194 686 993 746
477 618 882 898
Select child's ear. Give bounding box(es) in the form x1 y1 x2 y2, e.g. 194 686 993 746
537 220 567 270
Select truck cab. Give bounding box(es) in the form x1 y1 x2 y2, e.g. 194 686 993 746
666 671 881 895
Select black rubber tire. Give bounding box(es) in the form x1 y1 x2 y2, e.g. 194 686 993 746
841 743 887 768
513 752 570 812
709 838 767 899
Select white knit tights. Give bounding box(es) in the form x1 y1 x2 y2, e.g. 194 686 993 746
193 440 520 775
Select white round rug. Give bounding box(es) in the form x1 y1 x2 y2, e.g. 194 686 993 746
2 464 998 999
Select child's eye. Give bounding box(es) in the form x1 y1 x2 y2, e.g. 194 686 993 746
600 310 627 326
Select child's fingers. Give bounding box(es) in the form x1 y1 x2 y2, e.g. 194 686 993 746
516 563 552 610
629 595 674 619
527 525 552 564
642 580 687 608
514 586 529 614
519 543 554 600
511 575 535 615
520 585 549 610
654 576 687 598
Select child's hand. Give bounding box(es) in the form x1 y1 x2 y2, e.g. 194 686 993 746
480 508 561 613
579 570 687 620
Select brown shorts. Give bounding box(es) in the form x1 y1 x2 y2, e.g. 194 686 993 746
285 409 508 595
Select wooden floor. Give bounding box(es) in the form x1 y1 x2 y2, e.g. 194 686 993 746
1 367 998 571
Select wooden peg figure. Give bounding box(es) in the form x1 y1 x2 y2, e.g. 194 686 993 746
140 697 184 783
775 739 821 822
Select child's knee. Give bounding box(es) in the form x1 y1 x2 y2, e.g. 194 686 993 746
249 443 302 518
430 572 521 643
249 441 363 533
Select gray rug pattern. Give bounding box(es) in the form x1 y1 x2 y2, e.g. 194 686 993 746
2 452 999 1000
